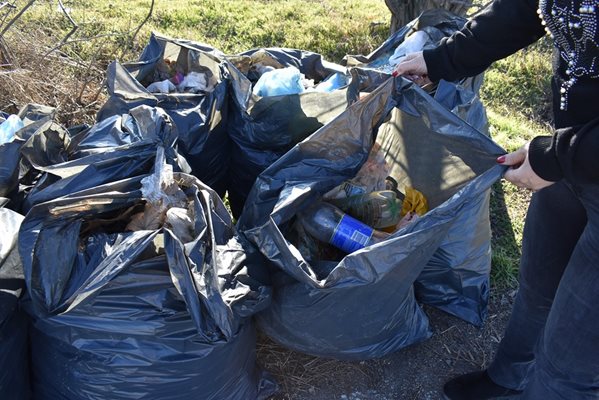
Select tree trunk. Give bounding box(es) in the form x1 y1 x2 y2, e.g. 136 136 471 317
385 0 474 33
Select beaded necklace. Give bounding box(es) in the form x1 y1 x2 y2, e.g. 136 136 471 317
537 0 599 110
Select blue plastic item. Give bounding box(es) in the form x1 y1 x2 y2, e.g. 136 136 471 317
252 66 305 97
313 72 348 92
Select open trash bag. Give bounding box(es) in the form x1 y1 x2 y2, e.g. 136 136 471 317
225 47 354 218
22 105 189 213
97 33 230 195
346 9 493 325
19 150 276 399
0 207 28 399
237 76 505 359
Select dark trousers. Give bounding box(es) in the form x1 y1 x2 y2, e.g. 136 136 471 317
487 180 599 398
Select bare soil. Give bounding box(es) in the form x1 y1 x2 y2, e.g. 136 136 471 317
258 286 517 400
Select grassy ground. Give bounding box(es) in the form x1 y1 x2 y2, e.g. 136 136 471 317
5 0 554 287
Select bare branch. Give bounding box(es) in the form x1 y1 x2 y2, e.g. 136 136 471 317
0 0 35 37
43 0 79 58
130 0 154 45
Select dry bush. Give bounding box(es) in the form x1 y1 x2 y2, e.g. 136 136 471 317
0 0 153 126
0 25 107 126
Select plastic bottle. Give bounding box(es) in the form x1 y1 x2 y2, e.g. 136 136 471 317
298 202 389 254
330 190 402 229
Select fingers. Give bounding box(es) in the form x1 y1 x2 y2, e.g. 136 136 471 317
392 51 427 78
496 147 526 167
498 143 555 191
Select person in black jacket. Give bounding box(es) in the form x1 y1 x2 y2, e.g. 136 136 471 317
394 1 599 399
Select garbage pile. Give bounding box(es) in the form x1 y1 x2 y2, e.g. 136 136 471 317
0 8 508 399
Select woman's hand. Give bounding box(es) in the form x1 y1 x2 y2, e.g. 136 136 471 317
392 51 432 86
498 142 555 191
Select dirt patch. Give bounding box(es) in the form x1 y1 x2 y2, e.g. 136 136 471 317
258 286 517 400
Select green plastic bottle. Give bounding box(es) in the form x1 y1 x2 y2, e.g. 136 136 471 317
330 190 402 229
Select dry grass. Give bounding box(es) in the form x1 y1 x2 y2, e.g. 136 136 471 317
0 27 106 125
257 333 378 398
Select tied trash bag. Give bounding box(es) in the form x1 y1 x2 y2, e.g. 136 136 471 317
97 33 230 195
346 10 492 325
0 206 29 400
19 150 276 400
225 47 353 218
21 105 189 213
237 76 505 359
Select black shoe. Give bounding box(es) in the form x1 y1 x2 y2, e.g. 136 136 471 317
443 370 523 400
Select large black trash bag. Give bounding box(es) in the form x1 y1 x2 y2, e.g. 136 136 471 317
225 47 355 219
97 33 230 196
0 206 29 400
22 105 189 213
0 104 55 207
238 76 504 359
344 8 487 125
19 150 277 400
346 10 494 326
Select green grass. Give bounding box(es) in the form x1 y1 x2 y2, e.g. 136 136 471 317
11 0 554 287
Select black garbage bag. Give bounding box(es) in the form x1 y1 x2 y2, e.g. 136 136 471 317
237 76 504 359
22 105 189 213
97 33 230 196
226 47 354 218
0 206 29 400
19 150 277 399
346 10 494 326
0 104 55 207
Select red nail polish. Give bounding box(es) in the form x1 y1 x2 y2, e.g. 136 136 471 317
392 71 398 77
496 155 506 163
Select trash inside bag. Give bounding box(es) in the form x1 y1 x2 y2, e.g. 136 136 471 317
225 47 352 218
0 207 29 400
237 75 504 359
97 33 230 195
20 149 277 399
252 66 305 97
388 30 431 65
311 72 348 93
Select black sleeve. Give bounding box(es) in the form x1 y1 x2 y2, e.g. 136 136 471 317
422 0 546 82
528 117 599 184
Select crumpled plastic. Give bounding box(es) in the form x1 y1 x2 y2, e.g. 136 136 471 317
147 79 176 93
401 187 429 216
388 30 430 65
178 71 209 93
0 115 24 145
252 66 305 97
324 143 390 200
